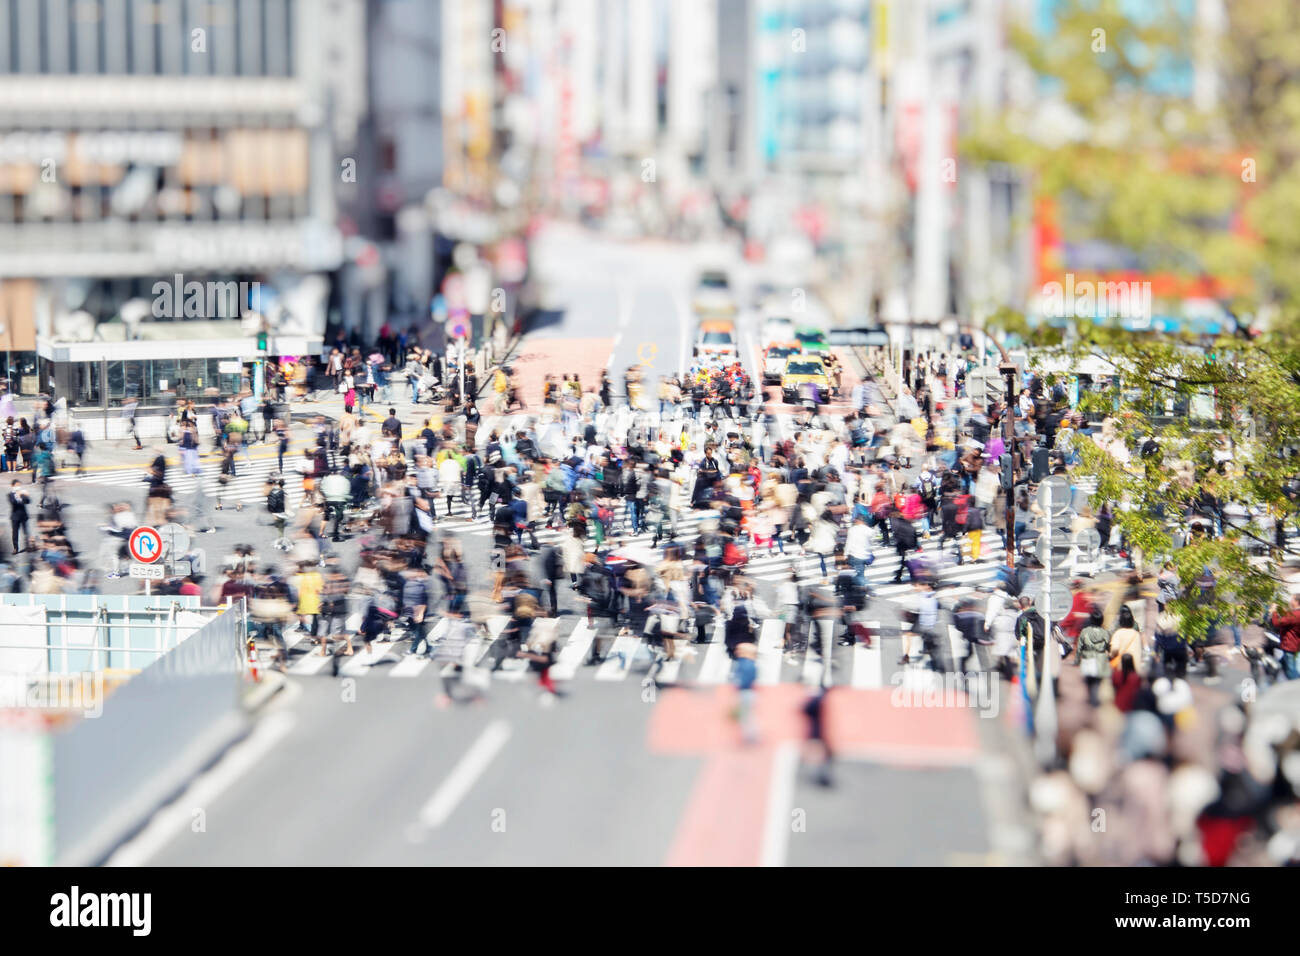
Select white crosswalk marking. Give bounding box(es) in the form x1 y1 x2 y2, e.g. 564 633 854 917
756 618 784 685
265 608 960 691
551 620 596 680
66 453 310 510
851 624 882 688
339 640 396 677
695 625 732 684
389 655 433 678
595 631 642 681
288 648 333 675
655 655 684 684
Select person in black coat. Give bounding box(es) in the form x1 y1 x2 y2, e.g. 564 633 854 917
889 506 919 583
938 492 963 565
8 480 30 553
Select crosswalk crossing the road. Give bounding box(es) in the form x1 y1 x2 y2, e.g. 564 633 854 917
269 609 1001 694
61 451 304 509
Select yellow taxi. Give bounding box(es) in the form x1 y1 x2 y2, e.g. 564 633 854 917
780 355 829 405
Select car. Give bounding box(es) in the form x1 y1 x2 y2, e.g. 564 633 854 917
692 269 736 316
761 316 796 348
761 342 802 384
794 327 830 355
694 318 738 361
781 356 829 405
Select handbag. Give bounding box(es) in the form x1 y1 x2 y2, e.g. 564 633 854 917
251 597 293 623
1079 656 1103 678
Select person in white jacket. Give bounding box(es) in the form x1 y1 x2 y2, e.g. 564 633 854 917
437 453 463 518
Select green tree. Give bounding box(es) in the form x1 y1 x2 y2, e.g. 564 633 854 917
1039 325 1297 639
963 0 1300 636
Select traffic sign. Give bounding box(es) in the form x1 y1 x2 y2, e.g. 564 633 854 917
1074 527 1101 557
128 564 165 580
1036 536 1072 571
158 522 190 559
1036 476 1071 517
128 526 163 564
1035 580 1073 621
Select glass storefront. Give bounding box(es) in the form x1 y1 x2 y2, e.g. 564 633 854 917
1 351 39 395
104 358 244 406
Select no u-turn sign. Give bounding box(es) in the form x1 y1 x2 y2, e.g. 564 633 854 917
128 527 163 564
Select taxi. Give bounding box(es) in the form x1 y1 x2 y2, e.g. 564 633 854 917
794 327 831 355
694 318 738 360
780 355 829 405
762 341 802 384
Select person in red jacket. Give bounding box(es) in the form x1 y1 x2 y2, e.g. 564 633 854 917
1269 594 1300 680
1111 653 1143 712
1055 582 1094 660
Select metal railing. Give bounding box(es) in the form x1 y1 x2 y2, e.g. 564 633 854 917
0 594 210 676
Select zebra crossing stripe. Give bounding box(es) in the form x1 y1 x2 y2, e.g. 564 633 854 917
693 621 732 684
551 620 596 680
288 648 333 675
595 631 642 681
756 619 784 685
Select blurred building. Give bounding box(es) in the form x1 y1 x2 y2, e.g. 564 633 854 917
0 0 366 407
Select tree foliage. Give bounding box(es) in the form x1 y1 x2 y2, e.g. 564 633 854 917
1047 326 1297 638
962 0 1300 636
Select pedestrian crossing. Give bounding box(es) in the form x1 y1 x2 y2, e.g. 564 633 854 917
61 452 305 509
266 608 996 694
431 491 1124 608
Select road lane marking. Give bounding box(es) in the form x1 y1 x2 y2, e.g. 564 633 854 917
607 280 635 369
760 742 799 867
851 625 882 688
695 622 732 684
390 655 433 678
551 620 596 680
105 702 300 866
673 284 691 378
595 631 643 680
288 649 333 675
756 618 784 685
415 719 512 831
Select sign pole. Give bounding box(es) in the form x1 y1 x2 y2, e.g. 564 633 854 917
1001 361 1018 570
1034 482 1058 764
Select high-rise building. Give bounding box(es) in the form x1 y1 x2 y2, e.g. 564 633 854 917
0 0 366 407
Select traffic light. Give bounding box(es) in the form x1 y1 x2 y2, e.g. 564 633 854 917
999 454 1014 490
257 331 268 352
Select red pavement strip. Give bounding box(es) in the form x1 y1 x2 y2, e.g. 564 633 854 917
507 337 613 411
652 685 980 866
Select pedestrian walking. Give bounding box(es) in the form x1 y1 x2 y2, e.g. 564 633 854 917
732 642 759 744
8 480 29 553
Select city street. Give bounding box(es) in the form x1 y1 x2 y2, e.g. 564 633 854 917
3 0 1297 888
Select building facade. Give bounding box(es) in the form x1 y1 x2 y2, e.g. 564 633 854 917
0 0 366 408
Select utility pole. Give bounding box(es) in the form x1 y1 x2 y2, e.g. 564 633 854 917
963 323 1019 569
1000 358 1019 568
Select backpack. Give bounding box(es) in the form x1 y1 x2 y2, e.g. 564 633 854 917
267 487 286 514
